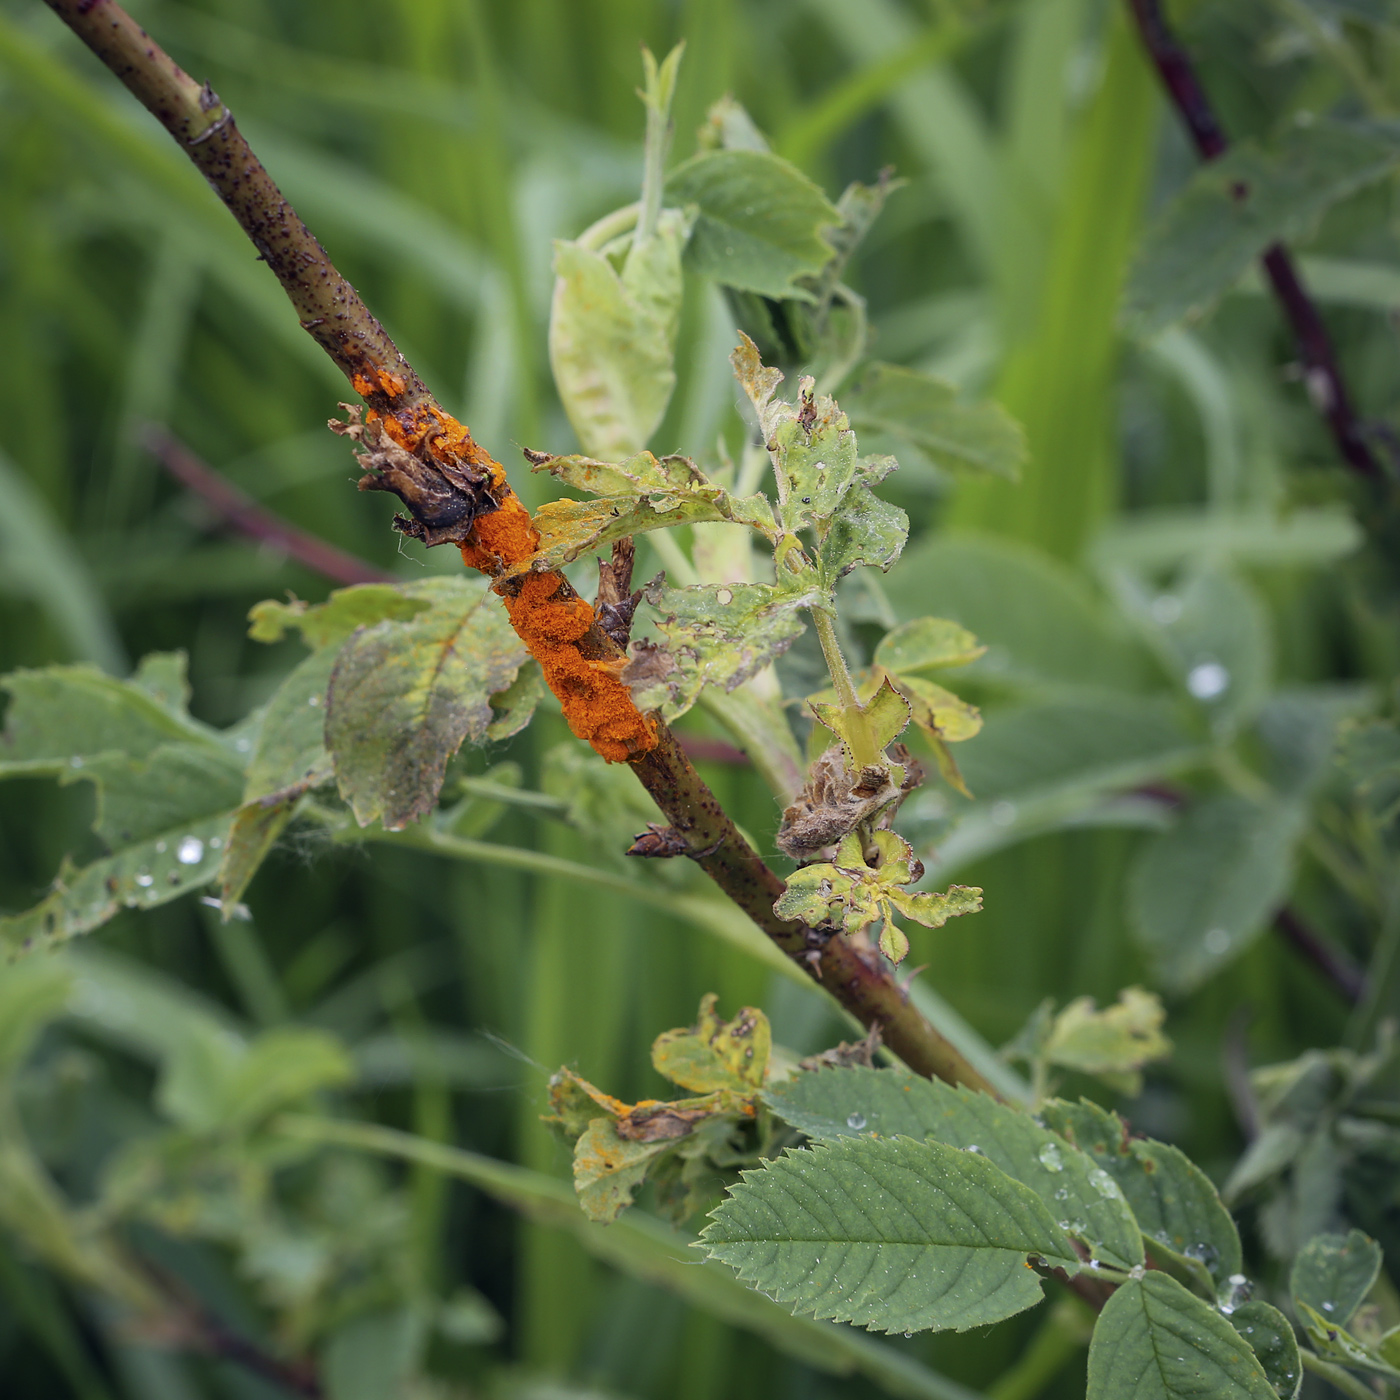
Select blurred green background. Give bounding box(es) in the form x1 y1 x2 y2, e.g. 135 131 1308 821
1 0 1398 1396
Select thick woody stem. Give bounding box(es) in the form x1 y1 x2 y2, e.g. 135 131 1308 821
44 0 996 1096
1126 0 1387 482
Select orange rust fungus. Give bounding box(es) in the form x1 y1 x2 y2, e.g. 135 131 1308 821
358 401 658 764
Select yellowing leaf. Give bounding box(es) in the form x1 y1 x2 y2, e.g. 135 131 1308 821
1043 987 1171 1095
652 994 772 1093
893 674 982 744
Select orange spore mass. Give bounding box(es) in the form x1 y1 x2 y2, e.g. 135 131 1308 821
371 405 656 764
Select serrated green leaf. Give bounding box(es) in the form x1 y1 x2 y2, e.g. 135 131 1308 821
875 618 985 674
843 362 1026 480
701 1135 1077 1334
1087 1274 1276 1399
665 149 838 299
1042 1098 1243 1296
1129 794 1307 993
548 207 690 459
1291 1229 1382 1328
326 577 528 830
1228 1301 1302 1399
1042 987 1171 1093
765 1067 1143 1270
1297 1301 1400 1383
1125 119 1400 334
130 651 191 713
629 573 823 719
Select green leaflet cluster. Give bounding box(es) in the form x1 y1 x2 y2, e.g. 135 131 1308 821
699 1064 1348 1399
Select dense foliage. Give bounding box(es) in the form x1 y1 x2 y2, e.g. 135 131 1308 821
2 1 1400 1397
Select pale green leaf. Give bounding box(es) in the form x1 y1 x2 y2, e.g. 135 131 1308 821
818 484 908 581
218 798 301 909
665 149 838 298
1291 1229 1382 1328
548 206 690 459
1087 1274 1276 1399
242 649 338 801
247 584 427 649
888 884 984 930
326 578 528 830
811 676 911 758
1042 1098 1242 1295
1129 795 1307 993
765 1066 1143 1270
1228 1301 1302 1399
1125 118 1400 334
523 479 776 573
875 618 985 674
629 573 823 719
843 362 1026 479
1042 987 1171 1090
894 675 982 746
701 1135 1077 1334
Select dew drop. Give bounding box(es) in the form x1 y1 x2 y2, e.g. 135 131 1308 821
176 836 205 865
1187 661 1229 700
1088 1167 1120 1198
990 800 1017 827
846 1113 866 1131
1322 1300 1335 1313
964 1144 981 1154
69 755 84 769
1203 927 1231 957
135 873 154 888
1038 1143 1064 1172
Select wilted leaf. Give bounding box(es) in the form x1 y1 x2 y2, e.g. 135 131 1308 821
326 577 528 830
843 362 1026 480
665 149 838 299
652 995 771 1094
1043 1097 1242 1296
1129 794 1307 993
548 207 691 459
1087 1273 1276 1399
810 676 912 760
701 1135 1078 1334
1125 119 1400 334
628 573 823 719
766 1067 1143 1270
1297 1302 1400 1384
874 618 985 674
1291 1229 1382 1328
893 674 982 746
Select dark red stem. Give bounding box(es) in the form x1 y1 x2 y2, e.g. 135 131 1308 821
1126 0 1387 481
